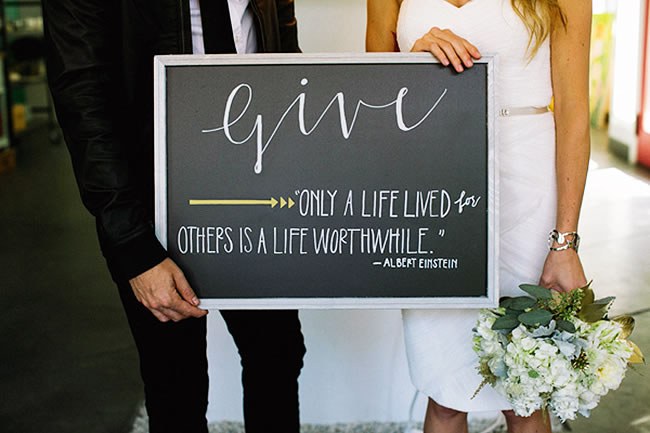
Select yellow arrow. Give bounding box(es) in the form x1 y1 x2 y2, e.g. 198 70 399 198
280 197 287 208
288 197 295 209
189 198 279 208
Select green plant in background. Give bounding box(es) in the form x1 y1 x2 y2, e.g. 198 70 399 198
589 13 615 128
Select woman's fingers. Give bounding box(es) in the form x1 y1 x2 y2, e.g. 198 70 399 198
438 39 465 72
428 43 450 66
412 36 460 70
463 39 481 60
436 29 473 68
411 27 480 72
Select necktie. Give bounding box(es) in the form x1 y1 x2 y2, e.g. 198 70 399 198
199 0 237 54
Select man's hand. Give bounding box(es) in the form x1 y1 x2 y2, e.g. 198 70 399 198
129 258 208 322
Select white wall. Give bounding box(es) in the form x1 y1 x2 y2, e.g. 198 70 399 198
206 0 425 424
206 309 420 424
608 0 646 163
294 0 367 53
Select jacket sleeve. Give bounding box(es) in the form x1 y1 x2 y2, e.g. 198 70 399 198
276 0 300 53
42 0 167 282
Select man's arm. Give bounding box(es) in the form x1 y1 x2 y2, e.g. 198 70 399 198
43 0 166 280
43 0 206 322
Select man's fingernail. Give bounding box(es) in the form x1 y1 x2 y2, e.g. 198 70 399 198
192 297 199 305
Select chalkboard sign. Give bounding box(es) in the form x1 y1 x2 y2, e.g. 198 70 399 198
154 53 498 309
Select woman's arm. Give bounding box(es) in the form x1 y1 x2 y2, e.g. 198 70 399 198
366 0 401 52
539 0 592 292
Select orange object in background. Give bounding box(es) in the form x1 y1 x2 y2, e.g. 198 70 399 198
638 0 650 168
11 104 26 134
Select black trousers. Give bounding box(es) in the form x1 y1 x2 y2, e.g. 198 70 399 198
118 283 306 433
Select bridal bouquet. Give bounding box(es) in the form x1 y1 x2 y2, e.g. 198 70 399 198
473 283 644 422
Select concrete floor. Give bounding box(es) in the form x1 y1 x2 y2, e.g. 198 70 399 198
0 129 142 433
0 127 648 433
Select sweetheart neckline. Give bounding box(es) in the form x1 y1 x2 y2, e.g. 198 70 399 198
437 0 474 10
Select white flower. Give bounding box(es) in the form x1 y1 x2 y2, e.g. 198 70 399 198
488 357 507 378
553 338 580 359
520 336 538 352
596 358 626 390
511 326 527 340
548 358 574 387
534 341 558 360
589 379 607 396
588 321 621 345
578 390 599 413
551 390 581 422
476 319 497 339
473 300 634 422
481 339 504 356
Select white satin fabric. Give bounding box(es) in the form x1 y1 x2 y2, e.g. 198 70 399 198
399 0 557 411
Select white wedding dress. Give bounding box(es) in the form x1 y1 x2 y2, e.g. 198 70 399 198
398 0 557 411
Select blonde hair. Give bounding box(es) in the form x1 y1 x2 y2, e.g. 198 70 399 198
510 0 567 57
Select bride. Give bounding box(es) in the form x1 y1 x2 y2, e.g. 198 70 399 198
367 0 591 432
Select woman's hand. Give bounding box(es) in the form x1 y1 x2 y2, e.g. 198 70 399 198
411 27 481 72
539 250 587 293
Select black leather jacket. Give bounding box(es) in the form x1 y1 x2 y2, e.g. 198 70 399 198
43 0 299 282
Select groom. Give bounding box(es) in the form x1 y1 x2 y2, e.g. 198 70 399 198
42 1 306 432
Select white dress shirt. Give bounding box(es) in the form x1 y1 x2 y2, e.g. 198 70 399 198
189 0 258 54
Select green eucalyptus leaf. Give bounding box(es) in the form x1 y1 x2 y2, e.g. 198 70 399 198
518 309 553 326
519 284 553 300
506 308 522 317
556 319 576 333
492 315 520 331
509 297 537 311
500 297 514 309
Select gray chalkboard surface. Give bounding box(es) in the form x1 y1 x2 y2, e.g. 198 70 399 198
154 53 498 309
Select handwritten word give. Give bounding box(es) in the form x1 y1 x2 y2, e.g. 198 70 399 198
202 78 448 174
